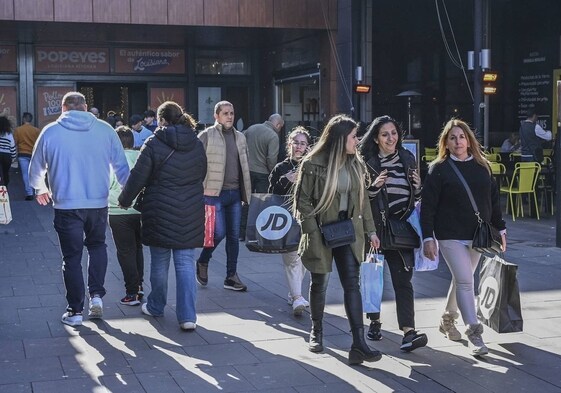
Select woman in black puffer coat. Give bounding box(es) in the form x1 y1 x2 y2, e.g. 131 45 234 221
119 101 207 331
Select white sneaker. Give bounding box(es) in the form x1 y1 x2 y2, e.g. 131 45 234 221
292 296 308 316
288 294 309 307
180 322 197 331
88 296 103 319
141 303 154 316
61 311 83 326
465 323 488 356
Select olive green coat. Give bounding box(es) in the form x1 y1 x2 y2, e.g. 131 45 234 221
294 152 376 274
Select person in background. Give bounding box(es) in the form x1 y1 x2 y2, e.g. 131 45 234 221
130 114 153 149
500 133 520 153
14 112 40 199
0 116 17 187
89 107 100 118
105 115 117 129
114 115 124 128
293 114 382 365
421 118 506 356
196 101 251 292
108 126 144 306
519 109 552 162
119 101 207 331
245 113 283 192
268 126 310 316
144 110 158 132
29 92 129 326
358 115 427 352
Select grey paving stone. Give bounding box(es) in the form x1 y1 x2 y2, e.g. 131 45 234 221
59 348 132 379
0 339 25 360
0 321 52 340
0 383 32 393
100 374 147 393
124 347 192 374
184 342 261 366
294 382 372 392
0 357 65 384
234 359 323 390
31 378 110 393
135 372 184 393
170 366 256 392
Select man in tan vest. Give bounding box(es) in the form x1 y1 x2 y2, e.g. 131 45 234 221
197 101 251 291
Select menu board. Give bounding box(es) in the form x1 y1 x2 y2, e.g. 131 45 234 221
36 85 75 129
517 48 553 129
115 48 185 74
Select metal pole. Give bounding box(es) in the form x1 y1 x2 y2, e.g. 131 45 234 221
556 132 561 247
408 97 412 135
473 0 483 135
484 95 489 148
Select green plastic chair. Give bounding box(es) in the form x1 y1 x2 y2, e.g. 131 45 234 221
499 162 541 221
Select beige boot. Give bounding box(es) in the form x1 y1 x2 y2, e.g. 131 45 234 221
439 311 462 341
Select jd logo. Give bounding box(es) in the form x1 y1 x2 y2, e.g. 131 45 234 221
256 206 292 240
479 276 499 319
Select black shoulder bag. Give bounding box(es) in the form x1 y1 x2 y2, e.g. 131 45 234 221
133 148 176 212
447 160 502 256
376 188 420 250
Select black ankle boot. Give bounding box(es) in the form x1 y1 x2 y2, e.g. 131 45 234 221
349 327 382 364
309 319 323 352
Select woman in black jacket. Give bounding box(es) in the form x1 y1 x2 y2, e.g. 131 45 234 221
268 126 311 315
421 119 506 356
358 115 427 352
119 101 207 331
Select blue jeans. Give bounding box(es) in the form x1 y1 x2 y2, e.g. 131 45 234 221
53 208 108 313
18 156 33 196
198 189 242 278
147 247 197 324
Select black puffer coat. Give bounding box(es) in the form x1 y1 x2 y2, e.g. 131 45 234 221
118 125 207 249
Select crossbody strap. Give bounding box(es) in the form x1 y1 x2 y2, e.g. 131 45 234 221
446 159 483 223
151 148 176 183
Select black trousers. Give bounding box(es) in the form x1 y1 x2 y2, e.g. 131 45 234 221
108 214 144 294
310 245 364 330
0 152 12 186
367 249 415 330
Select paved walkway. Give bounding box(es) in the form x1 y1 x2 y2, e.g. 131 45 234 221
1 169 561 392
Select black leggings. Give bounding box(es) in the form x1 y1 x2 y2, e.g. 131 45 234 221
310 245 364 330
367 249 415 330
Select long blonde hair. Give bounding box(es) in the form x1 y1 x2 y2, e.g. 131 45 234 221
297 115 370 216
429 118 490 175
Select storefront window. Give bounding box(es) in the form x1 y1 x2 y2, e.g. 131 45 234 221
195 50 249 75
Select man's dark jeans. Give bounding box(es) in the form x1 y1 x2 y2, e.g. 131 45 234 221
54 208 108 313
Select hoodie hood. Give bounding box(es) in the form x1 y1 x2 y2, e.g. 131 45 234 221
154 124 199 152
57 110 97 131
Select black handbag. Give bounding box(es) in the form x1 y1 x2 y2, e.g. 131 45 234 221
376 189 420 250
447 160 502 256
380 217 420 250
133 148 175 212
319 218 356 248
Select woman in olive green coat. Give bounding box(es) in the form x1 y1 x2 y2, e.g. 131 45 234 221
294 114 382 365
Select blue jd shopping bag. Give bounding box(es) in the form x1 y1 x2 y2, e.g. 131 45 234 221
360 250 384 313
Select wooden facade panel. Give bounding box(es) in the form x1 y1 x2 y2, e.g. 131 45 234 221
168 0 204 26
131 0 167 25
204 0 239 27
306 0 326 29
93 0 130 24
54 0 93 23
274 0 306 29
239 0 273 28
0 0 14 20
14 0 53 21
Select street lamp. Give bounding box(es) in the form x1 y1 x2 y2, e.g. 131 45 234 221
397 90 422 138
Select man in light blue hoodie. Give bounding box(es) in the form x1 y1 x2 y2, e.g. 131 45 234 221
29 92 129 327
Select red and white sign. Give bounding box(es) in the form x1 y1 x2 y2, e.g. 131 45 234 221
0 86 17 119
149 87 185 110
35 47 109 73
36 85 75 129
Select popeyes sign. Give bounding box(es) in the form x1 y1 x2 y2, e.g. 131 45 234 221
35 47 109 73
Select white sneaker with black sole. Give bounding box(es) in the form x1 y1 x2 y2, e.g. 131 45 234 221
88 296 103 319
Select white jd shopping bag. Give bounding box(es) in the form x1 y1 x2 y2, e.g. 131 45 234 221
360 249 384 313
0 186 12 224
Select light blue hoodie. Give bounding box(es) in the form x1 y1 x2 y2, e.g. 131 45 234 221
29 110 129 209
